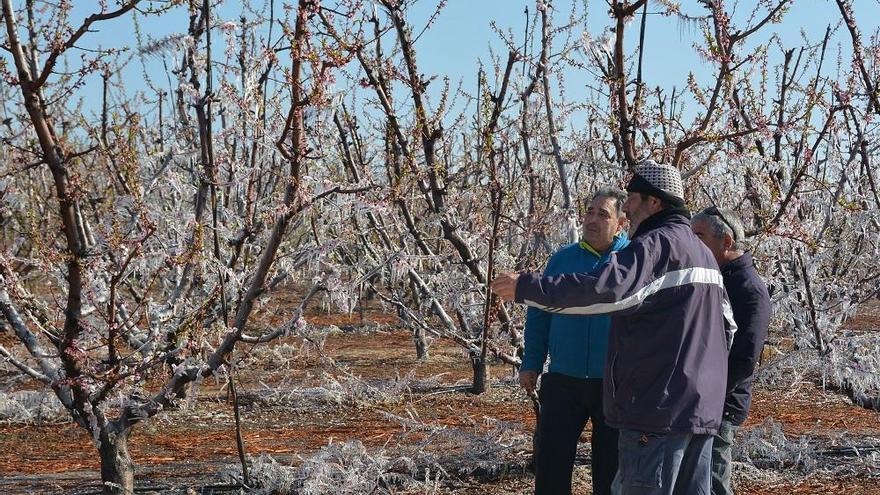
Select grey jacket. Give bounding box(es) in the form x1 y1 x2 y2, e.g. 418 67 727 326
515 208 736 435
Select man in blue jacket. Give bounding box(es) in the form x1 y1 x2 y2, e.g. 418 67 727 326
692 207 771 495
494 160 736 495
521 187 629 495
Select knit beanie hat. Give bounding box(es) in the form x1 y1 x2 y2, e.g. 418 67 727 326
625 160 685 207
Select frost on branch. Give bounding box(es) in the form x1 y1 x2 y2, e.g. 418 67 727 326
824 333 880 409
219 412 530 493
735 418 817 472
220 442 441 495
734 417 880 480
0 390 67 424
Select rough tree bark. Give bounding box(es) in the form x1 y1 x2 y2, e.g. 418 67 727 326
98 427 135 494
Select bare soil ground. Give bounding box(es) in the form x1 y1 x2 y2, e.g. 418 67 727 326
1 301 879 494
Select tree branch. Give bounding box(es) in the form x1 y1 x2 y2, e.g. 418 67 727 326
33 1 142 89
0 345 51 383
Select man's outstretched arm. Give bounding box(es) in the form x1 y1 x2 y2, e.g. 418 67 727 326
492 243 648 315
493 241 728 318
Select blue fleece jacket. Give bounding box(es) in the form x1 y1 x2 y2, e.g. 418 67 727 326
521 234 629 378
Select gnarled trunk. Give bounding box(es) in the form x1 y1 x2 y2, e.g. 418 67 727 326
98 427 134 495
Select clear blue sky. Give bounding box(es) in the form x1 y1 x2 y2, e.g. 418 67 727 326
25 1 880 126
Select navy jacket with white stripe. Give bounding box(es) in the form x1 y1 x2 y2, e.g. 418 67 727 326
515 208 736 435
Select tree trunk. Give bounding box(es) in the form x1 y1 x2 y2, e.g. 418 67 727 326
471 352 488 394
98 427 134 495
414 326 428 360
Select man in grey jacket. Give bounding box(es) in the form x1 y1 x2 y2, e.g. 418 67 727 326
493 160 736 495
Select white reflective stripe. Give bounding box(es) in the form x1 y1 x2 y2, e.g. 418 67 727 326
523 266 727 316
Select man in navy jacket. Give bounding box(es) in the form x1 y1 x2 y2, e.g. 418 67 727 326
521 188 629 495
494 161 736 495
692 207 771 495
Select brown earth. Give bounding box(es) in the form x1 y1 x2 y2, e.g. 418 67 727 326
1 301 879 494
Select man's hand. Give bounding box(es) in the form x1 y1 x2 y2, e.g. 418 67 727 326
519 370 538 392
492 272 520 301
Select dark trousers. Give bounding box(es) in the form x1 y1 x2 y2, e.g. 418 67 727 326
710 420 738 495
534 373 618 495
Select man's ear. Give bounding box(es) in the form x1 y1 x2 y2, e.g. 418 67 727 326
616 216 628 235
723 233 735 251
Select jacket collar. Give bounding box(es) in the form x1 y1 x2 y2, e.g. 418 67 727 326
721 252 754 276
632 206 691 239
579 233 629 257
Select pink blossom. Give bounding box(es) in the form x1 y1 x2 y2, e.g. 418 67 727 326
219 21 237 33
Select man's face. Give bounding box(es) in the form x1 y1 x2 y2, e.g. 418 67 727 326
691 218 726 267
582 196 623 250
622 192 657 235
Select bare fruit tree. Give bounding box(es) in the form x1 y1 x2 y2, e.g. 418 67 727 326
1 0 879 493
0 0 362 492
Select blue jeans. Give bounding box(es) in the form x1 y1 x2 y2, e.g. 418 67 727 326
710 420 738 495
612 429 713 495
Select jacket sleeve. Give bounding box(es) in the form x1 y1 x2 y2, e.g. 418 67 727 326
520 253 558 372
521 306 550 372
727 280 771 391
514 240 656 315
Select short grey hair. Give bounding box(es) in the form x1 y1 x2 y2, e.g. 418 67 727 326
590 187 627 218
693 207 745 249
